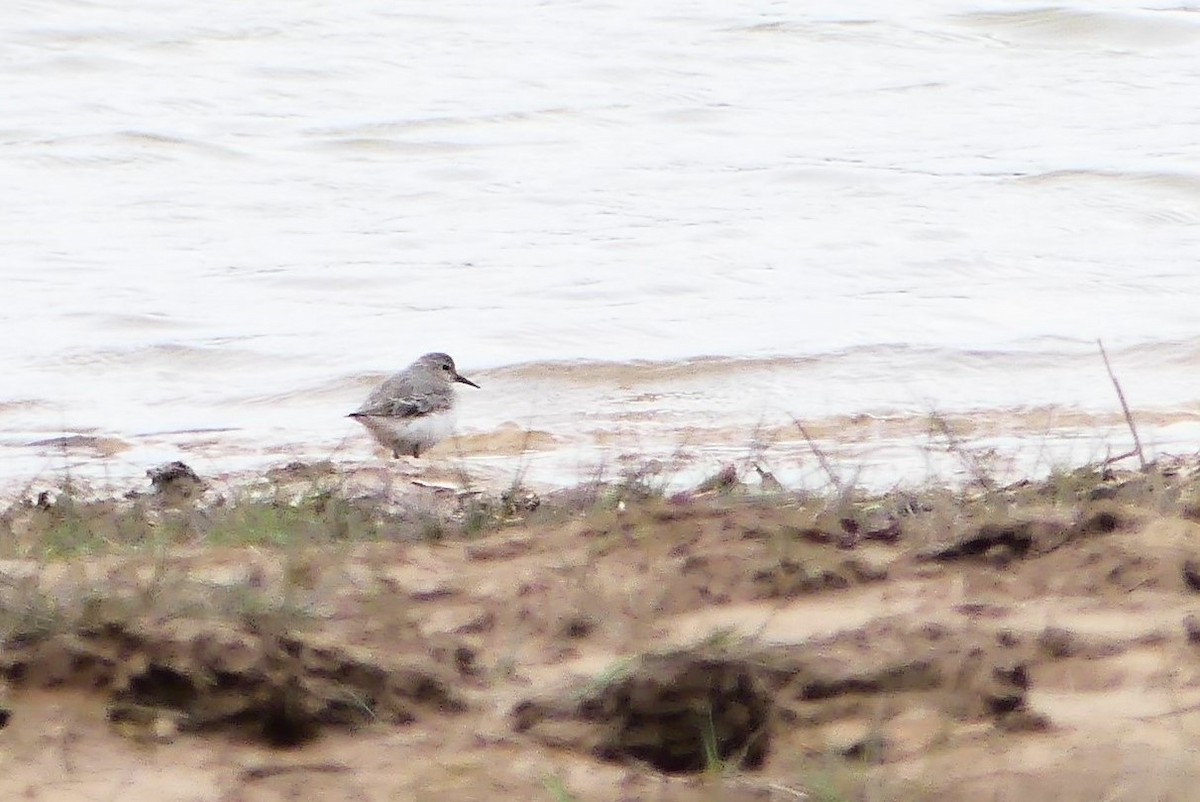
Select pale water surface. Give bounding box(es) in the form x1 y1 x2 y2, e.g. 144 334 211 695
2 1 1200 492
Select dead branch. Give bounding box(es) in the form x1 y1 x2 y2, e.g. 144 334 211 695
928 411 996 491
1097 339 1147 470
791 416 842 494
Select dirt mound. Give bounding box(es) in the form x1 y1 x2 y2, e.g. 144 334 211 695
2 618 465 746
513 651 773 773
513 619 1044 775
758 620 1047 740
917 501 1141 564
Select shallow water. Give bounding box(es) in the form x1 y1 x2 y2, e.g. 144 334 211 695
2 1 1199 493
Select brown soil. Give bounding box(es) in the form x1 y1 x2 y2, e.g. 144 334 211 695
4 463 1200 801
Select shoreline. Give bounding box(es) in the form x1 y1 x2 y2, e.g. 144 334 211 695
6 398 1199 505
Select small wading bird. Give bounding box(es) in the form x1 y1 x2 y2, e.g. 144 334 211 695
349 352 479 458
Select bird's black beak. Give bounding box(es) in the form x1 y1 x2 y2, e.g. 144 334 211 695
455 373 480 389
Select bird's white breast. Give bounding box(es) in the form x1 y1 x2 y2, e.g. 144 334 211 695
385 410 456 450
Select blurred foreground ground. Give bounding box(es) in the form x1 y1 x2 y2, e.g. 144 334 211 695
3 458 1200 801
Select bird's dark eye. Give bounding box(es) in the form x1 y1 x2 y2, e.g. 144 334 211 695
442 364 451 371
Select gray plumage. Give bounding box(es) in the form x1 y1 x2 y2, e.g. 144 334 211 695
349 352 479 458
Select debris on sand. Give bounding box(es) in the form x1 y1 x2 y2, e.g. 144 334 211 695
147 460 205 499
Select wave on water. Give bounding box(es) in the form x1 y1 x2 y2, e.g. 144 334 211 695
954 7 1200 49
0 399 49 415
1110 338 1200 369
480 342 1155 384
18 130 249 167
52 343 279 371
1014 169 1200 198
482 355 819 384
111 130 249 160
1010 169 1200 226
307 107 581 138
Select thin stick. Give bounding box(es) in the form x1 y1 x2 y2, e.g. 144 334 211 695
928 411 995 491
1103 448 1139 466
790 416 841 494
241 763 351 782
1097 339 1146 470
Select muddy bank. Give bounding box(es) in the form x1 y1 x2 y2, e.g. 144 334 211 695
3 458 1200 800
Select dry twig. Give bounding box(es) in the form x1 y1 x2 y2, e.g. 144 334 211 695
1097 340 1146 470
791 417 841 494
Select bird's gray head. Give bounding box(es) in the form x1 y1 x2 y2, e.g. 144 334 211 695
415 352 480 388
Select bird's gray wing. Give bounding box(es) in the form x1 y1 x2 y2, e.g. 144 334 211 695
352 373 449 418
353 394 438 418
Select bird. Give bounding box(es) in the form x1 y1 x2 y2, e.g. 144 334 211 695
349 352 479 458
